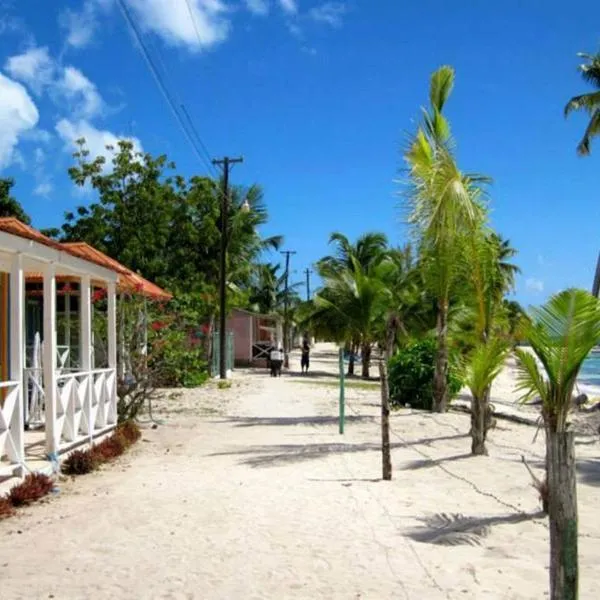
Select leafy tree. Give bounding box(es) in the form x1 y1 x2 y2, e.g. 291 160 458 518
0 178 31 224
403 65 488 412
564 50 600 155
515 289 600 600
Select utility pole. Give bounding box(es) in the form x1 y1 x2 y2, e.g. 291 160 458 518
212 155 243 379
281 250 296 366
304 268 312 301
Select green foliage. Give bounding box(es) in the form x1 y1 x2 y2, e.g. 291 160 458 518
464 338 509 400
0 178 31 224
152 327 209 388
217 380 232 390
388 338 463 410
515 288 600 431
564 50 600 155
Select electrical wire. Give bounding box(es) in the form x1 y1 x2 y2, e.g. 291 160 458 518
116 0 215 175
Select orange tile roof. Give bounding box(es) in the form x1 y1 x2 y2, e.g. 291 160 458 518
0 218 172 301
62 243 172 300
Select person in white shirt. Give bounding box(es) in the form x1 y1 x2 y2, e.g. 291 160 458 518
269 342 283 377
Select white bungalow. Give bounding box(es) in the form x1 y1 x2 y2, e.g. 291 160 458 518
0 219 170 481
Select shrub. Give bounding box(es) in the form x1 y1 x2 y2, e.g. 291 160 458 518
91 434 127 463
8 473 54 507
62 449 98 476
388 337 463 411
0 496 15 520
116 420 142 446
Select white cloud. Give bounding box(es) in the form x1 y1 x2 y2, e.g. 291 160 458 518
0 72 39 169
126 0 229 51
59 3 98 49
278 0 297 14
287 21 303 38
4 46 55 94
55 119 143 171
309 2 347 27
57 66 104 118
244 0 269 15
526 278 544 293
34 147 45 164
6 47 105 118
22 128 52 144
59 0 113 49
33 182 54 198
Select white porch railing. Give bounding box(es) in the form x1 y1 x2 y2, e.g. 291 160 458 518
0 380 23 476
55 368 117 452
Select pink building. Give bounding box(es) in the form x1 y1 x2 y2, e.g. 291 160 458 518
227 309 283 367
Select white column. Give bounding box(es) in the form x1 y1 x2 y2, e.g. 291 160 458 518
9 254 25 476
43 263 58 455
107 282 117 425
107 283 117 370
80 276 92 437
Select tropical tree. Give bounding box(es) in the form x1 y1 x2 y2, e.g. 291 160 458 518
515 289 600 600
0 178 31 224
317 232 389 376
403 65 488 412
464 338 508 455
564 50 600 155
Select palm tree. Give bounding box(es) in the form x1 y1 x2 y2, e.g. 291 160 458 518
315 258 388 379
515 289 600 600
404 65 489 412
318 231 389 375
464 339 508 455
564 50 600 156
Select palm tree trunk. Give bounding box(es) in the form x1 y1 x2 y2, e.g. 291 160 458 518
379 326 395 481
361 343 371 379
347 341 356 376
433 299 449 412
470 387 491 455
547 429 578 600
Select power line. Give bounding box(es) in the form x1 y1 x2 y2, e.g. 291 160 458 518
180 104 216 173
116 0 214 174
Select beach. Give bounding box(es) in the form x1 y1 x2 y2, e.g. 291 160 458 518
1 343 599 599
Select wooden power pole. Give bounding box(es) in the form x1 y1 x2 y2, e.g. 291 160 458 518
212 155 243 379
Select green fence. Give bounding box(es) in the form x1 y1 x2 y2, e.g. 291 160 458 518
211 331 234 377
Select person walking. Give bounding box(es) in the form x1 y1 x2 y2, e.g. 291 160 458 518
301 339 310 374
270 342 283 377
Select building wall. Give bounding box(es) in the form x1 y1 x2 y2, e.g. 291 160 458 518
227 311 251 363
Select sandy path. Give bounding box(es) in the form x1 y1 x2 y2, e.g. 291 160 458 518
1 344 600 599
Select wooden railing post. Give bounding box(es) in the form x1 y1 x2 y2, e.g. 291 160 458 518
80 275 93 436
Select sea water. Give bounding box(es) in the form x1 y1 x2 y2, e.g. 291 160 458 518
579 350 600 387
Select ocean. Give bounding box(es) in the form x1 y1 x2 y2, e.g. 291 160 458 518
579 350 600 388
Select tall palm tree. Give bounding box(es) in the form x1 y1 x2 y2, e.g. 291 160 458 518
404 65 489 412
515 289 600 600
564 50 600 156
315 257 388 378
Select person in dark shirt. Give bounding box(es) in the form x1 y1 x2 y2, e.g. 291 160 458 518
301 339 310 374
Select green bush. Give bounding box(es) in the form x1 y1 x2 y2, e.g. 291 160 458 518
388 338 463 410
151 328 209 388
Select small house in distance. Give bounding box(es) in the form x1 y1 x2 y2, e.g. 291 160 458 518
227 308 282 367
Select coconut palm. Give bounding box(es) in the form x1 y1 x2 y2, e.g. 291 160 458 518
404 65 489 412
464 338 508 455
319 231 388 277
514 289 600 600
315 257 388 378
564 50 600 156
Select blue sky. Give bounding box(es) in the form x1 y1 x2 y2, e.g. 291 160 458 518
0 0 598 307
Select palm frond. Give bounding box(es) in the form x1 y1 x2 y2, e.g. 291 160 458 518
465 339 509 399
576 109 600 156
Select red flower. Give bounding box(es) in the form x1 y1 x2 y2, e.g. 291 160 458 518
201 323 211 335
151 321 167 332
134 283 144 293
91 288 106 303
62 282 73 293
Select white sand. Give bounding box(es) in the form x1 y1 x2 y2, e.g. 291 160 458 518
1 344 600 599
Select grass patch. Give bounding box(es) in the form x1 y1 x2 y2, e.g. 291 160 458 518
217 380 232 390
291 379 379 390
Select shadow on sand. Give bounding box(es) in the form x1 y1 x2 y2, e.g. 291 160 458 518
218 415 375 428
406 510 545 546
208 433 466 468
